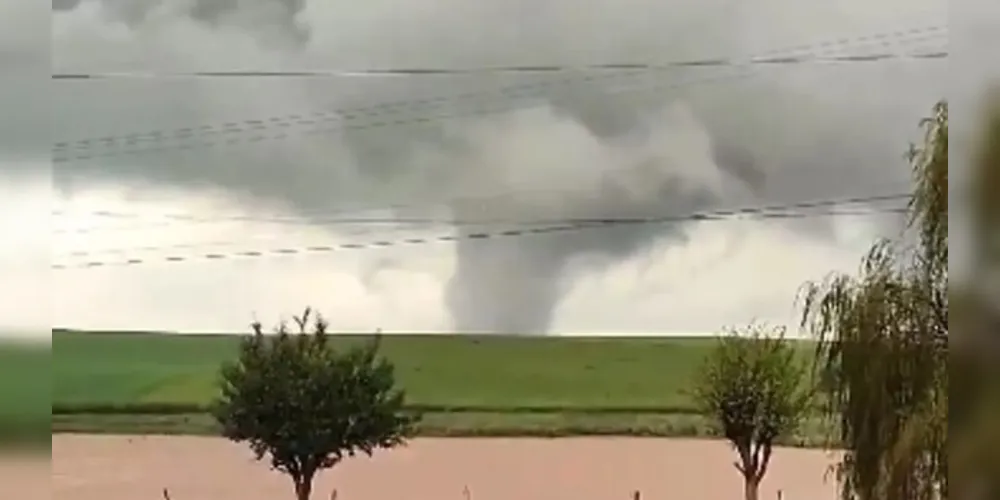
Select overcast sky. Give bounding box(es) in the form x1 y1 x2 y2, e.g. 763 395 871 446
2 0 995 336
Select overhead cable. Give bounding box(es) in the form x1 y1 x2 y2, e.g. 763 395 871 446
51 26 947 163
53 180 914 235
52 25 947 80
52 193 910 269
56 205 909 260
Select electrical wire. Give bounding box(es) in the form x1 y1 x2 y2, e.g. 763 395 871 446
53 185 642 223
51 28 947 80
51 185 722 229
52 50 947 80
52 193 911 270
51 49 947 164
52 179 916 235
52 25 946 154
56 205 909 259
51 26 946 163
52 185 678 235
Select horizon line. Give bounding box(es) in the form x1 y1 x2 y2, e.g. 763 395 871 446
50 327 815 339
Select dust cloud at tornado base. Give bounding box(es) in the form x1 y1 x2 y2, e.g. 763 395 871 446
49 0 947 333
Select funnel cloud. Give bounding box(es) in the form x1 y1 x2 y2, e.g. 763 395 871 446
45 0 953 333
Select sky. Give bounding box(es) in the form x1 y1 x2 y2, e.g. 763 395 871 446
1 0 994 336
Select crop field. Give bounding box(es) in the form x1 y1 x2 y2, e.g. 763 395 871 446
52 330 824 441
55 330 737 411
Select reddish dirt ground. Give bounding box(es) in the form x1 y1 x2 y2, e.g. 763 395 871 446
1 453 50 500
53 434 840 500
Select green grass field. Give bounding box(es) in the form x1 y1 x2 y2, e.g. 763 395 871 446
0 343 50 447
54 330 737 412
52 330 825 441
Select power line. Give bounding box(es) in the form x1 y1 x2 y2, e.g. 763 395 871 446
56 205 909 260
51 26 946 163
50 49 947 165
51 193 911 269
52 185 623 222
52 31 944 155
53 203 910 268
45 64 694 163
52 185 668 234
53 179 915 234
51 26 947 80
51 51 947 80
53 213 589 236
53 24 946 153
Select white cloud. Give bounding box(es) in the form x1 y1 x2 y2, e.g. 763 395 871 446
44 182 890 335
0 175 51 336
555 214 878 334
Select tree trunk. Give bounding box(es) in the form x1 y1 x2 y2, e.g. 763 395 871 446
294 477 313 500
743 476 760 500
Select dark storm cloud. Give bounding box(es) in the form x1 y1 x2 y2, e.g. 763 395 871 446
52 0 83 11
44 0 961 332
1 0 51 165
52 0 310 48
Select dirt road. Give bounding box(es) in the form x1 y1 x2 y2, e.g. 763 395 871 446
53 434 840 500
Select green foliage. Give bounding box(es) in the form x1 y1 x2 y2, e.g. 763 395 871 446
800 101 948 500
907 101 948 283
691 324 811 500
211 308 419 500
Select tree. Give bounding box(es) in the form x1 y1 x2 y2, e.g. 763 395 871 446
211 308 419 500
691 324 812 500
799 102 948 500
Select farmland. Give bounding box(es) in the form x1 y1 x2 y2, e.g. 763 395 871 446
52 330 824 441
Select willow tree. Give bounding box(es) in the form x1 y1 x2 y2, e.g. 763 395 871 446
799 101 948 500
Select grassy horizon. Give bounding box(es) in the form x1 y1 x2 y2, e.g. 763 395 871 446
52 327 759 338
51 411 836 448
52 330 820 438
54 330 817 410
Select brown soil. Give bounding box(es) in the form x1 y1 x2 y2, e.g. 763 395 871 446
1 453 50 500
53 434 840 500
